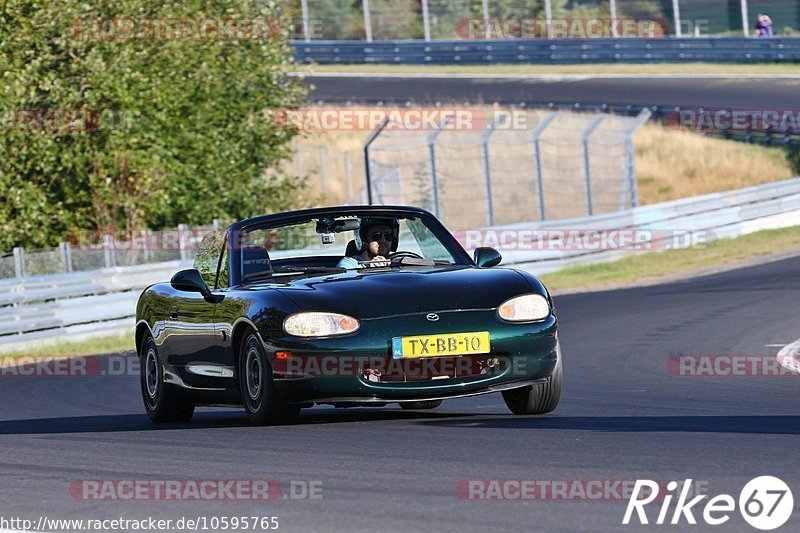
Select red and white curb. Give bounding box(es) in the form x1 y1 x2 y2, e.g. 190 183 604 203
777 338 800 374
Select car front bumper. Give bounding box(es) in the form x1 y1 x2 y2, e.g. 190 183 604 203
266 310 559 404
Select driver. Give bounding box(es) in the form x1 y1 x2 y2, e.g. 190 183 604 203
337 218 398 269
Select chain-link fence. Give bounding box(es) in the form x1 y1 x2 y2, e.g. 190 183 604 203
292 141 364 205
287 108 650 232
360 109 651 231
288 0 799 40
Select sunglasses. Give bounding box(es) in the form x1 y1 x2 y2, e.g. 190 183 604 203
367 231 394 241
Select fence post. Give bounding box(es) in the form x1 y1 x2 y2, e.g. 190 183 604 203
421 0 431 41
363 118 390 205
609 0 618 37
103 234 116 268
13 246 25 278
531 112 558 221
300 0 310 42
481 0 490 38
624 108 652 209
362 0 373 42
544 0 553 38
178 224 189 261
480 122 497 226
672 0 682 37
142 230 153 263
740 0 750 38
59 242 73 273
582 115 606 216
427 117 452 219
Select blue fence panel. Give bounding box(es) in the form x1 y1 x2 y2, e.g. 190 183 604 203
293 38 800 64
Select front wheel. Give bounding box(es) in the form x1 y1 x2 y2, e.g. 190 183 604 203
502 343 563 415
239 332 299 425
139 334 194 423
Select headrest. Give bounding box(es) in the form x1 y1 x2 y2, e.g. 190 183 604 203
241 246 271 277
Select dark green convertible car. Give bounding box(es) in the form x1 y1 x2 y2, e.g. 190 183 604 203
135 205 561 424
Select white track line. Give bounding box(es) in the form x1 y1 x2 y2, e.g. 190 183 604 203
294 72 800 80
777 338 800 374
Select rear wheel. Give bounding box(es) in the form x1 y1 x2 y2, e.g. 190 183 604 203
139 334 194 423
502 342 563 415
399 400 442 410
239 332 299 425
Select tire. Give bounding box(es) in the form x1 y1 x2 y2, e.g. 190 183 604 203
239 332 299 425
502 342 563 415
140 334 195 423
399 400 442 410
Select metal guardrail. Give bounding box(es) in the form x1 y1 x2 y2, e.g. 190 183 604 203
0 261 190 345
2 177 800 348
293 38 800 65
459 177 800 274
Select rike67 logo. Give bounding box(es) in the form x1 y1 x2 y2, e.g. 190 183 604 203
623 477 793 530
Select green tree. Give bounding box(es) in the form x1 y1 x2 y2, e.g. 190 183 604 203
0 0 307 250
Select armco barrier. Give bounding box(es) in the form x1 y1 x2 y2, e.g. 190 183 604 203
293 38 800 65
465 177 800 274
1 178 800 349
0 260 190 348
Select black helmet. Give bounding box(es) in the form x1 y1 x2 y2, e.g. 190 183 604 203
357 217 400 253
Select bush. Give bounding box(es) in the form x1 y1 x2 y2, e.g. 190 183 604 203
0 0 308 250
787 146 800 176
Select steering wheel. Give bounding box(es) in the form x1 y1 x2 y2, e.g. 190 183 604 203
388 251 423 260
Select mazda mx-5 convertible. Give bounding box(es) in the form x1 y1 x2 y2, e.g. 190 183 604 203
135 205 562 424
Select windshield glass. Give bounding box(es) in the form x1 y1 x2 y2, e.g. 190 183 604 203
236 213 465 281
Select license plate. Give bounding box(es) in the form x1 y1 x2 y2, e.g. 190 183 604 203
392 331 491 359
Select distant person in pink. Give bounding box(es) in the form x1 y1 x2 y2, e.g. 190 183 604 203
755 14 773 38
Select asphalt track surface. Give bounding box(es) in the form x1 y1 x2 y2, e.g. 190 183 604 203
305 74 800 109
2 255 800 532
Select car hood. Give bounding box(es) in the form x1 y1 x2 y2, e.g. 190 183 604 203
266 265 536 319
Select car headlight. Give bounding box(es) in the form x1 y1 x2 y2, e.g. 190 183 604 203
498 294 550 322
283 312 360 337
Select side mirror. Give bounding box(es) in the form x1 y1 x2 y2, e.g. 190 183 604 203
474 247 502 268
170 269 223 302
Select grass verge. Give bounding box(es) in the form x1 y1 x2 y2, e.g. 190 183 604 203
2 331 134 359
634 123 796 204
303 63 800 76
540 224 800 292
